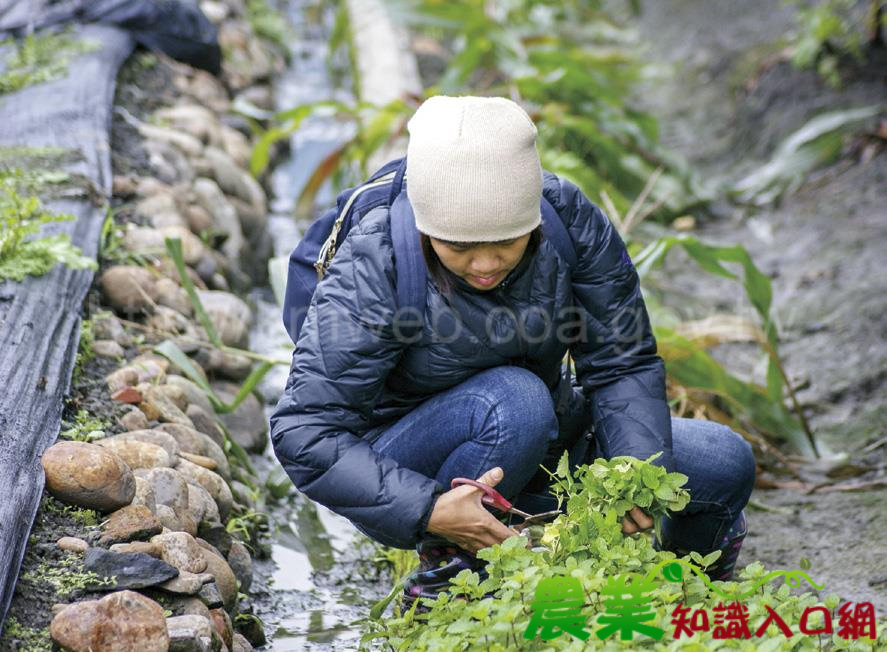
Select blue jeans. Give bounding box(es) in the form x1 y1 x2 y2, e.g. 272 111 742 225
367 366 756 552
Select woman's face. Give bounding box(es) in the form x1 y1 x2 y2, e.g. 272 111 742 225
429 234 531 290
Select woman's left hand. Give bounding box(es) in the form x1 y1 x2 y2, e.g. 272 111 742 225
621 506 653 535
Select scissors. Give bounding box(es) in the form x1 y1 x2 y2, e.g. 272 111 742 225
451 477 561 532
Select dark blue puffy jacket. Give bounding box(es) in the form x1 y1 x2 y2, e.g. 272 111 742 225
270 171 673 549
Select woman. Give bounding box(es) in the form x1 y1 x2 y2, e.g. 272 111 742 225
270 95 755 604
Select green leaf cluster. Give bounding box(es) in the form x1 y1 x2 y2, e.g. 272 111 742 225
365 454 887 650
0 180 96 281
0 30 97 95
788 0 866 87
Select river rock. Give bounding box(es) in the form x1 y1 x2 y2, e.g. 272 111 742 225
147 305 191 336
151 532 208 574
156 423 209 457
194 347 253 380
83 548 179 590
141 384 194 427
92 339 125 359
99 504 163 545
232 632 254 652
219 124 251 169
191 177 244 263
155 277 193 316
154 504 198 537
176 458 233 520
136 188 178 220
155 104 222 147
139 122 205 158
210 381 267 453
166 614 214 652
158 569 205 596
132 475 157 513
145 138 195 185
95 438 172 470
100 266 159 315
188 482 221 525
209 608 233 651
182 452 217 472
158 225 208 266
198 546 238 611
227 195 267 241
122 226 167 258
42 441 135 512
186 405 225 449
185 204 215 234
196 581 224 610
193 291 251 348
201 146 266 213
111 386 143 405
106 367 139 393
136 467 191 520
155 383 189 412
93 313 131 346
226 540 252 593
119 407 149 431
129 353 170 383
167 375 215 415
57 536 89 554
110 541 160 558
50 591 169 652
106 430 180 460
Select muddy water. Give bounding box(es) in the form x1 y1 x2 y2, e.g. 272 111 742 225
627 0 887 611
246 1 389 649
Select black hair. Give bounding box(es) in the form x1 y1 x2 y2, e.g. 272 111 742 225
419 226 543 294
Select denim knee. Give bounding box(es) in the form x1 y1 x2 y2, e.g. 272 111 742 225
713 424 757 512
474 366 558 438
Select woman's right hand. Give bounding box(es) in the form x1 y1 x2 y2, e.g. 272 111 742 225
426 467 520 554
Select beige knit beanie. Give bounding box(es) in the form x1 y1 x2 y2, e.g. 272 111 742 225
406 95 543 242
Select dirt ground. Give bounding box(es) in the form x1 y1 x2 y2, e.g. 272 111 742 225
628 0 887 612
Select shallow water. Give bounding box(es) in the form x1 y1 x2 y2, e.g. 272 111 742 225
246 1 390 649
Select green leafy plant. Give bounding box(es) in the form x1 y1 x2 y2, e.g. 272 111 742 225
365 454 887 650
0 30 98 95
1 617 52 652
59 408 107 443
788 0 872 86
0 180 96 281
246 0 291 55
21 553 115 596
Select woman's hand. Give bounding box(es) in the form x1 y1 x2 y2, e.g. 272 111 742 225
426 467 520 554
621 506 653 535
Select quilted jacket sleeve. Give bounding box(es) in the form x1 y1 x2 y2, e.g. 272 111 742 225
270 210 445 549
547 174 674 472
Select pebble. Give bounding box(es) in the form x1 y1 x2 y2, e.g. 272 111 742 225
132 475 158 514
50 590 169 652
185 405 225 449
191 177 245 264
93 313 131 346
110 541 161 558
104 430 180 460
135 468 193 533
166 614 214 652
141 384 194 427
100 266 159 315
99 504 163 546
194 290 252 348
106 367 139 393
166 375 215 415
194 347 253 380
227 540 252 593
92 339 125 359
187 482 221 525
209 608 234 651
159 570 205 596
198 546 238 611
41 441 135 512
211 381 267 453
118 407 149 431
176 458 233 520
57 536 89 554
111 386 143 404
232 632 254 652
155 277 193 317
95 438 172 470
151 531 208 574
83 548 179 590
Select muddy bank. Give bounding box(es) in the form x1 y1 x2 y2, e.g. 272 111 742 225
629 0 886 611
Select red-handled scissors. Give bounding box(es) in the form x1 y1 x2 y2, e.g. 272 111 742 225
450 477 561 531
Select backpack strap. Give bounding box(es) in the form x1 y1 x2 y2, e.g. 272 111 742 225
389 170 427 337
540 198 577 269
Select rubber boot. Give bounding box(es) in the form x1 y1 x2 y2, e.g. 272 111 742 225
401 537 489 612
655 511 748 582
